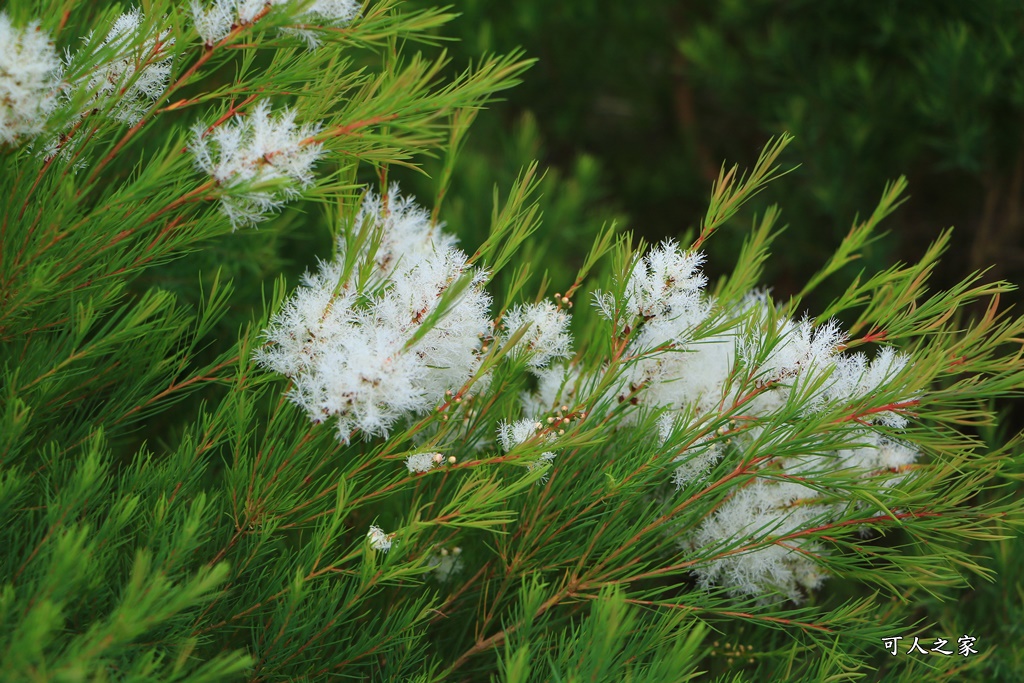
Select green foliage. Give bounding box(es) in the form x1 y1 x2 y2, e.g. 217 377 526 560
1 2 1023 682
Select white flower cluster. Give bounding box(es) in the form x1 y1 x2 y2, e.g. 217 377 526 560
191 100 323 228
500 300 573 370
589 240 918 601
69 8 175 126
366 524 394 553
405 451 443 474
498 418 558 473
352 188 460 276
692 479 831 601
690 429 917 602
0 13 61 146
659 420 723 488
2 8 174 154
191 0 360 47
519 363 584 419
593 241 721 416
254 185 492 442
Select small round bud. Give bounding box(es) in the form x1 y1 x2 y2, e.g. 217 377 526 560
562 417 571 424
547 416 555 423
447 456 457 465
558 429 565 435
432 453 444 464
453 546 462 555
441 548 449 556
560 405 568 413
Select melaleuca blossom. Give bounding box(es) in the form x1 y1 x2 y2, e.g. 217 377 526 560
191 100 323 228
593 240 727 417
691 479 833 602
254 186 492 443
405 452 443 474
822 347 913 428
366 524 394 553
666 299 918 601
658 418 723 488
498 418 558 473
191 0 360 47
500 300 573 370
832 431 918 489
588 240 922 601
350 186 460 276
65 8 175 126
520 363 584 418
0 12 61 146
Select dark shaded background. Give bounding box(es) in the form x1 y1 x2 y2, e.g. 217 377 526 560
403 0 1024 317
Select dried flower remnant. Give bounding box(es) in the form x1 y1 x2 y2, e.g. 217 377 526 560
0 12 61 146
191 100 323 228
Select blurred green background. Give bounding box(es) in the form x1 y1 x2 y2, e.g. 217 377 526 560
399 0 1024 311
392 1 1024 680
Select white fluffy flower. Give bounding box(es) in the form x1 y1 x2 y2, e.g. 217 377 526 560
353 185 460 276
520 363 583 417
621 240 712 348
588 244 922 601
406 452 442 474
69 8 174 125
498 418 557 471
192 100 323 228
594 240 722 420
833 430 918 487
0 12 61 146
630 329 740 418
741 314 845 383
823 347 913 427
501 300 573 370
254 185 492 442
191 0 360 47
693 479 832 602
366 524 394 553
659 415 724 488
